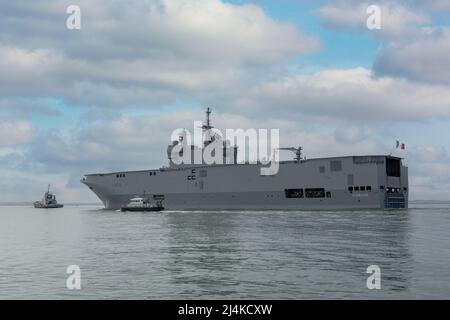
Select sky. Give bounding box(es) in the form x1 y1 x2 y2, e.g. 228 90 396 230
0 0 450 202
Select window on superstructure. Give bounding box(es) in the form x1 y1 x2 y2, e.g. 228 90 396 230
361 186 366 191
285 189 303 198
330 160 342 172
319 166 325 173
348 186 354 192
305 188 325 198
386 158 401 177
367 186 372 191
354 186 360 191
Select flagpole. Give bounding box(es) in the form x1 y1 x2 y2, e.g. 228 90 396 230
390 140 401 156
389 141 396 156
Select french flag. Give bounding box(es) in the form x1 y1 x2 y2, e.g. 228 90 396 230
396 140 406 150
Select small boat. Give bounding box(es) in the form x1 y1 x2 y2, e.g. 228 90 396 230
34 185 64 208
121 197 164 212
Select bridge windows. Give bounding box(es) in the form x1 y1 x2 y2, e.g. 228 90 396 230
116 173 125 178
386 157 401 177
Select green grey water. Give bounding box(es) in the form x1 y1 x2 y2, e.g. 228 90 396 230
0 203 449 299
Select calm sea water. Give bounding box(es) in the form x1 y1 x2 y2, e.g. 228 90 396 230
0 203 449 299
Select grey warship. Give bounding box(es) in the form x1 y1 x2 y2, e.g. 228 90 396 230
81 109 408 210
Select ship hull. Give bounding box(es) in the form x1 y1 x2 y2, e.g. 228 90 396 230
82 155 408 210
101 191 386 210
34 203 64 208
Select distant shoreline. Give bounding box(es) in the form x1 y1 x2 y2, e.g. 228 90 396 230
409 200 450 204
0 202 103 206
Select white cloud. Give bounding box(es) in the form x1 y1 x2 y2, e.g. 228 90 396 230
0 0 447 122
408 0 450 13
407 145 450 200
316 1 449 86
374 27 450 84
316 2 368 29
219 67 450 122
0 0 320 107
0 120 36 146
316 1 431 39
334 126 367 143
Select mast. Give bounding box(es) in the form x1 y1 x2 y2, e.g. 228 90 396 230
202 107 214 146
202 107 213 131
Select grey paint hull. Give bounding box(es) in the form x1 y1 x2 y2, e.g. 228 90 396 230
82 155 408 210
99 191 384 210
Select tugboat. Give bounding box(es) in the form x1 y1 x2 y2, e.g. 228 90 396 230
121 197 164 212
34 185 64 208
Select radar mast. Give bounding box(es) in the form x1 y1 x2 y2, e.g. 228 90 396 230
202 107 213 131
202 107 215 146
